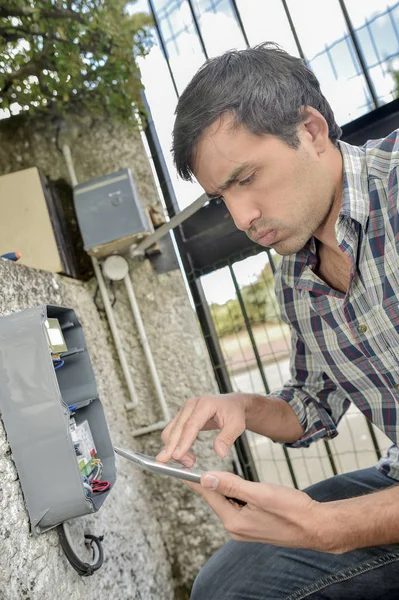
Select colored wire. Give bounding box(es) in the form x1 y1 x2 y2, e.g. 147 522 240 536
90 479 110 494
53 359 65 370
89 460 103 481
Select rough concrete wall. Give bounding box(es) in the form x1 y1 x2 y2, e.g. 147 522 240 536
0 258 175 600
0 112 158 212
0 113 229 600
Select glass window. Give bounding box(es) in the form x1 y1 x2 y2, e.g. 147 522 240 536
234 0 300 57
152 0 206 93
355 26 379 67
344 1 399 104
193 0 247 57
286 0 373 124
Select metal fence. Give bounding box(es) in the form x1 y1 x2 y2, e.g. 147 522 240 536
142 0 399 489
194 248 392 489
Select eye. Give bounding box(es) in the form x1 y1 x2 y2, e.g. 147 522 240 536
239 173 255 187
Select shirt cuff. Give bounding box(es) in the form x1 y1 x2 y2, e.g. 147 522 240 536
276 387 339 449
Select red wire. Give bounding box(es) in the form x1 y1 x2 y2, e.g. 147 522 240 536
90 479 110 493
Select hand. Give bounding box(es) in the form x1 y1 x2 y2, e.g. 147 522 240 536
156 394 249 465
184 471 327 551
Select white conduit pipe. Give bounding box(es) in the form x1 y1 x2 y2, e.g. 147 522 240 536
132 420 168 437
62 144 139 408
91 257 139 407
124 273 171 425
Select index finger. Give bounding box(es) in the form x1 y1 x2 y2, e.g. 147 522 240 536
157 397 199 461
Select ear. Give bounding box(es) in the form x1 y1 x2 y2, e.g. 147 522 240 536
300 106 329 155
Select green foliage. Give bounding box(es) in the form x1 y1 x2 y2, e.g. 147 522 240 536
0 1 153 123
210 257 283 338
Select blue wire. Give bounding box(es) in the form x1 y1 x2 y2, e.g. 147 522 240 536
54 359 65 370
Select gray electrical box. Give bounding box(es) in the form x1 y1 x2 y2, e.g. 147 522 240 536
73 168 151 258
0 305 116 535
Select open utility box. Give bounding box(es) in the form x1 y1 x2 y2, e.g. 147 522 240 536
0 305 116 534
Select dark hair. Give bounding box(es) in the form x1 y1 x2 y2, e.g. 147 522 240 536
172 42 342 181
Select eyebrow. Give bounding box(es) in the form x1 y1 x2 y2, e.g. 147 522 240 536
206 162 257 197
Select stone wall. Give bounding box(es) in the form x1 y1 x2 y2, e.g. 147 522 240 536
0 113 229 600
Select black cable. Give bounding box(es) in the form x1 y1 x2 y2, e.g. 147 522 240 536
93 280 117 311
57 524 104 577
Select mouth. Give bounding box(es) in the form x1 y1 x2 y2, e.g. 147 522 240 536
253 229 277 247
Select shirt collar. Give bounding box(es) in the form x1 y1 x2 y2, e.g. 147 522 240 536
337 139 370 230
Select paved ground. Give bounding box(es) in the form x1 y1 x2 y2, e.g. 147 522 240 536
230 358 392 489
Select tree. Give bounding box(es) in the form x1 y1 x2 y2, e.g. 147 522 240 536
0 1 153 123
210 256 283 338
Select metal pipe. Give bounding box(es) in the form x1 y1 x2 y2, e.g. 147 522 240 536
62 144 78 187
124 273 171 423
132 193 208 255
91 257 139 407
132 420 169 437
62 144 139 408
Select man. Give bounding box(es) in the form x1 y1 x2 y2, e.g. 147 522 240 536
157 43 399 599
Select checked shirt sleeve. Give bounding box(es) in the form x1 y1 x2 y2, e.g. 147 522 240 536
274 326 350 448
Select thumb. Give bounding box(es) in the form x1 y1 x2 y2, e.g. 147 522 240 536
201 471 255 504
214 420 244 458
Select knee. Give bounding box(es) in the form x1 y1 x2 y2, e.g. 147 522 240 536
190 563 215 600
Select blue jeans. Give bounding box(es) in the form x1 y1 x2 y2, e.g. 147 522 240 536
191 467 399 600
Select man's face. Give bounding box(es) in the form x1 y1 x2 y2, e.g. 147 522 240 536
193 113 338 256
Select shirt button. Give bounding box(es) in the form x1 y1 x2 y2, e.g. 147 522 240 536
395 384 399 392
357 324 368 334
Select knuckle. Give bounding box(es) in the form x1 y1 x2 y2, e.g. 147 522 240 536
225 479 239 499
161 423 175 443
186 397 199 408
184 416 199 431
224 517 238 535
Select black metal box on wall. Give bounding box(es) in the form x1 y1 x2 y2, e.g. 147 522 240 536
73 168 151 258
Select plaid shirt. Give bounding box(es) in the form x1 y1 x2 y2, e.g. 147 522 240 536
274 130 399 480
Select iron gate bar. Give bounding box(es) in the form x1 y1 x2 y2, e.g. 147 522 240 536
365 420 382 461
229 0 250 48
147 0 180 99
142 92 259 483
266 250 339 477
279 0 306 61
228 263 271 396
228 262 300 489
189 269 260 482
337 0 379 109
185 0 209 60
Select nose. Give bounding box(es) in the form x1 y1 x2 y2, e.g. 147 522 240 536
224 195 262 232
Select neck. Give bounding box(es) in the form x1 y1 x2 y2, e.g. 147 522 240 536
313 146 344 256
